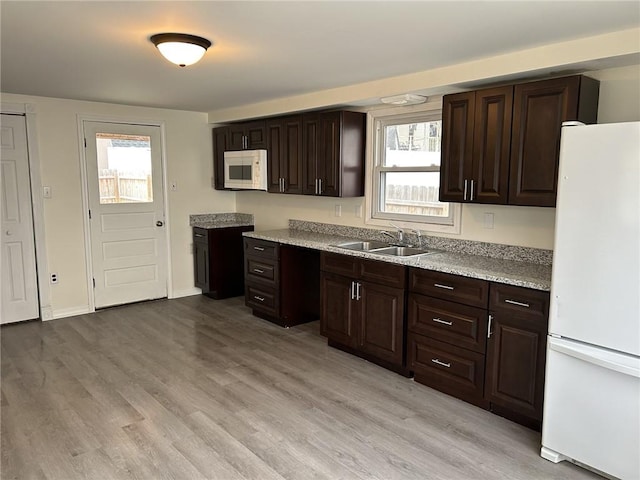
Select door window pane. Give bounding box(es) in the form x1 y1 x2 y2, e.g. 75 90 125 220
96 133 153 204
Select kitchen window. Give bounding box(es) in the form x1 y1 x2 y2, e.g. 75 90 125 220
366 102 460 233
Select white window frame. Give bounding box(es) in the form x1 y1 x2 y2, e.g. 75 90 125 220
364 99 461 234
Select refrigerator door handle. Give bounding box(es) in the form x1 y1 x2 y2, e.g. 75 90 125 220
549 337 640 378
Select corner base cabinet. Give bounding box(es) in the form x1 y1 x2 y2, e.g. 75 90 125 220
193 225 254 299
244 238 320 327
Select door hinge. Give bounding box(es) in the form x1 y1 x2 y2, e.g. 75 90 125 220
88 209 91 219
84 138 87 148
92 278 95 288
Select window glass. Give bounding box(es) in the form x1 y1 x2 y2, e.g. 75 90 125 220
96 133 153 204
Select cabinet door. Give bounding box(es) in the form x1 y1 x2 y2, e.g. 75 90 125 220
282 115 303 194
359 282 405 367
302 113 320 194
245 121 267 149
509 76 580 207
318 111 341 197
440 92 475 202
472 86 513 204
212 127 229 190
227 124 247 151
266 119 283 192
485 312 547 421
320 272 357 347
193 234 209 290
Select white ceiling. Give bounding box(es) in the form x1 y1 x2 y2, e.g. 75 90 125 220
1 1 639 114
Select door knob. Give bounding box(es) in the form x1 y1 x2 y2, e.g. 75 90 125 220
156 221 164 227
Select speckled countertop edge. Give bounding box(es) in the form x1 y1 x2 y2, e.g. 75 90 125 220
243 228 552 291
190 213 254 229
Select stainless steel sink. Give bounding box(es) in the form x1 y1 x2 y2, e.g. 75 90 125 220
370 246 436 257
334 240 389 251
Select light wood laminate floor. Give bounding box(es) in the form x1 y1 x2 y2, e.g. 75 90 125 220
1 295 600 480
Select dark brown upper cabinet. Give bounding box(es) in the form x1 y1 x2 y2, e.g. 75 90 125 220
440 75 599 207
303 111 366 198
509 76 599 206
266 115 304 194
212 120 267 191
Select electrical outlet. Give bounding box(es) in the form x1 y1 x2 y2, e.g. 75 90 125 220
483 212 495 229
335 204 342 217
355 204 363 218
50 273 58 284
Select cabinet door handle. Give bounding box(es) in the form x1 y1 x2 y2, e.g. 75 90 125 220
315 179 319 195
487 314 493 339
505 299 530 308
254 295 265 302
194 233 205 238
470 179 475 201
356 282 361 301
253 268 264 274
253 246 265 251
434 283 454 290
463 179 468 201
350 281 356 300
282 178 286 192
432 317 453 326
318 178 322 194
431 358 451 368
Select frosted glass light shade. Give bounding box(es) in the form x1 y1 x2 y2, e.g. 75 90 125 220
150 33 212 67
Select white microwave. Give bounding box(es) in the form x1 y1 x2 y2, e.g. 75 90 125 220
223 149 268 190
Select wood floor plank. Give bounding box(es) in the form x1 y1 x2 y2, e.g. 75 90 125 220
1 295 601 480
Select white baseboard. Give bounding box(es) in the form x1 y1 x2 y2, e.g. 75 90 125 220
50 305 92 320
170 287 202 299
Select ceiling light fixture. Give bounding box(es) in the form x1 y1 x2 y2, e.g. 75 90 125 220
380 94 427 106
150 33 212 67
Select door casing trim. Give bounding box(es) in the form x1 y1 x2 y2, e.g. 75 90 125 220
77 114 172 313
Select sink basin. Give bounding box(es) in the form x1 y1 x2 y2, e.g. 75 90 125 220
371 246 436 257
335 240 389 251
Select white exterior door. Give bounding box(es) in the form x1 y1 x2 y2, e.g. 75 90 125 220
84 121 167 309
1 114 39 324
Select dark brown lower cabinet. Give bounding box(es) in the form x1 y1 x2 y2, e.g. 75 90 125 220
485 283 549 430
244 238 320 327
320 252 407 373
193 225 254 299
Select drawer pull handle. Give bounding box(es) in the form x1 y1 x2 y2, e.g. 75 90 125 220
253 246 265 251
253 268 264 274
194 233 205 238
254 295 265 302
432 318 453 326
434 283 454 290
431 358 451 368
505 299 530 308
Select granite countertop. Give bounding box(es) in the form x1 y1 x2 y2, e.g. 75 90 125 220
243 228 552 291
190 213 254 229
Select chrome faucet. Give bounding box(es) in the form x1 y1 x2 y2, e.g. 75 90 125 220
412 229 423 248
381 223 409 246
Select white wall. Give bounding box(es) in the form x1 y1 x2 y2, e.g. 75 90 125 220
235 64 640 249
0 93 235 318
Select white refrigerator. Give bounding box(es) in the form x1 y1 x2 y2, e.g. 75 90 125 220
541 121 640 480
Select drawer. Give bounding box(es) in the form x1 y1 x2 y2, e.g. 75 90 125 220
408 294 487 354
409 333 486 407
490 283 549 321
360 258 406 289
245 238 279 259
193 227 209 242
245 282 278 316
321 252 359 277
410 269 489 308
245 257 278 285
